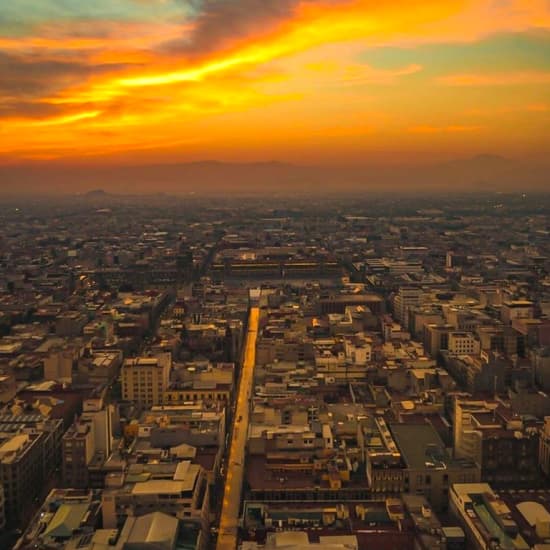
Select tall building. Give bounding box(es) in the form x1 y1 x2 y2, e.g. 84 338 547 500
122 353 171 407
453 397 540 487
393 287 422 328
62 393 115 488
0 415 63 526
0 433 46 526
62 421 95 489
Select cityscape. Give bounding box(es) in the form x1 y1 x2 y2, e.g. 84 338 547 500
0 192 547 550
1 1 550 549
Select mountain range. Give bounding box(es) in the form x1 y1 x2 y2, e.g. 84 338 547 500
0 154 547 195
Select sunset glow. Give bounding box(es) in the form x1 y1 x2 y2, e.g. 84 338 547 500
1 0 549 164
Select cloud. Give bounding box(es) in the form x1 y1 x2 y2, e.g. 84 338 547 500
0 50 135 106
437 71 550 86
0 99 65 119
164 0 340 55
408 125 483 134
339 63 422 85
0 20 184 55
28 110 102 127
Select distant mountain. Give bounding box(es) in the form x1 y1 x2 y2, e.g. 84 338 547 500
83 188 109 198
0 155 548 195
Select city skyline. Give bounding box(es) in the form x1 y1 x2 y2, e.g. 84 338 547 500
1 0 549 173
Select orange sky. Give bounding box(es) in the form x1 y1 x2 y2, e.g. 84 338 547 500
0 0 549 165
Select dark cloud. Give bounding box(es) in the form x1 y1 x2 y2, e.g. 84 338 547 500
0 52 88 97
0 99 64 118
164 0 314 55
0 51 136 98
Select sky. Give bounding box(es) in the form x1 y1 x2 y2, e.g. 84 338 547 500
0 0 549 166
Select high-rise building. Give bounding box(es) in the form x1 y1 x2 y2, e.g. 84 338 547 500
0 415 63 526
393 287 422 328
122 353 171 407
62 421 95 489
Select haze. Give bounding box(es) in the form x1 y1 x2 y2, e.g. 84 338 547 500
0 0 549 192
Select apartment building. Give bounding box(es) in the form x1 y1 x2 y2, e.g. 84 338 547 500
0 414 63 525
448 332 480 356
452 397 540 488
121 353 171 407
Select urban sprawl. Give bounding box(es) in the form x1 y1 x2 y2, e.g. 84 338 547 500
0 192 549 550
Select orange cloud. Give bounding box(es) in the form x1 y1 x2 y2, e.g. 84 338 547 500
438 71 550 86
408 125 484 134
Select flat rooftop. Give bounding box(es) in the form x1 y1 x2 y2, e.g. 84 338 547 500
389 423 447 470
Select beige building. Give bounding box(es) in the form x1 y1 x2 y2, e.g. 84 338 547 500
393 287 423 327
122 353 171 407
44 347 79 382
101 460 209 533
448 332 480 356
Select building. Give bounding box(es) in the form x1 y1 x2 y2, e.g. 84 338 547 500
120 511 180 550
532 347 550 391
0 414 64 525
75 349 122 386
44 346 81 383
393 287 422 327
450 483 550 549
55 311 88 337
390 422 480 511
101 459 209 535
164 361 235 405
62 392 116 489
501 301 534 325
423 324 452 360
453 397 540 487
14 489 102 550
121 353 171 407
448 332 480 356
442 351 507 394
0 374 17 404
241 499 416 549
0 433 48 526
402 494 456 550
364 417 406 495
62 421 95 489
131 402 226 483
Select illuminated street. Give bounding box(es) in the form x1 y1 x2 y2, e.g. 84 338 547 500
217 306 259 550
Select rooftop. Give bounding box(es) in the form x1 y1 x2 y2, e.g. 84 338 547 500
389 423 448 470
